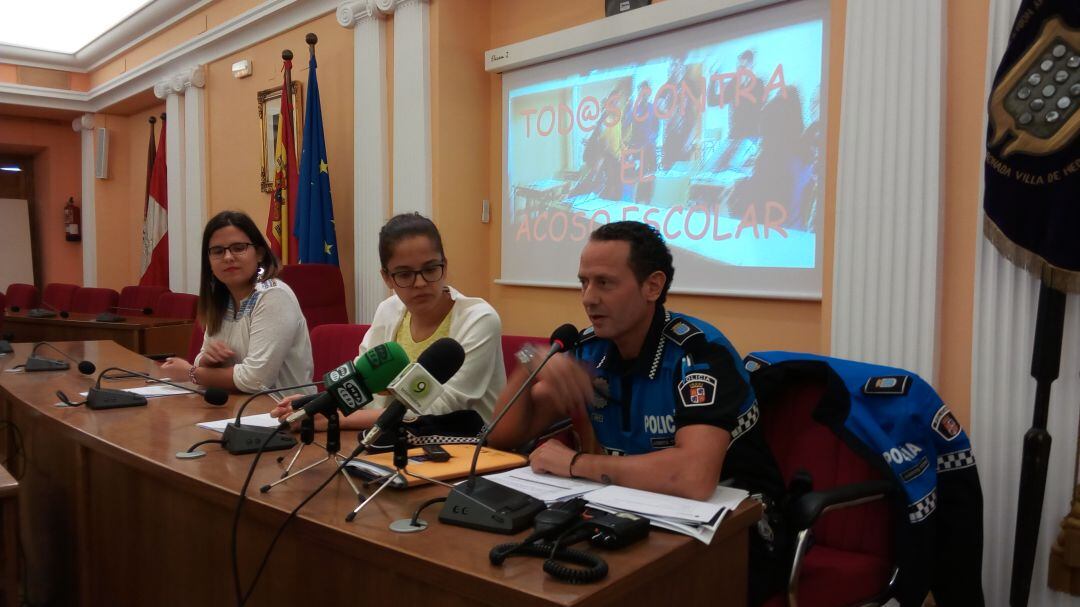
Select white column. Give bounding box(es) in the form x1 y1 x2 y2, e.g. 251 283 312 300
338 1 391 322
180 66 208 294
971 1 1080 603
154 79 187 293
72 114 96 286
830 0 946 382
389 0 431 217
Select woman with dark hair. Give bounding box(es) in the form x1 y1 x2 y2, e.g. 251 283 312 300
160 210 313 395
271 212 504 428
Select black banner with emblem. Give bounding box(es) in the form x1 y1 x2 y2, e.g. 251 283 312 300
985 0 1080 292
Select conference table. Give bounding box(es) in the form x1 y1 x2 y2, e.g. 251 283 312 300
2 310 192 357
0 341 759 606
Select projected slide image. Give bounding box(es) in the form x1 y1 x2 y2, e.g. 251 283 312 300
506 19 823 271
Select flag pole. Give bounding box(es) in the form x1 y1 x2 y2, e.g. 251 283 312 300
1011 279 1067 606
144 116 156 218
281 48 294 265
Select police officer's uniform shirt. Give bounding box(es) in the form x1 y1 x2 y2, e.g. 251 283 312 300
575 306 783 502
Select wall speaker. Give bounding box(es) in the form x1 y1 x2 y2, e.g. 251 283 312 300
94 127 108 180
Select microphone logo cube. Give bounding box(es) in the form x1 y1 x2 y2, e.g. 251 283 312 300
389 363 445 409
328 362 351 383
334 378 371 413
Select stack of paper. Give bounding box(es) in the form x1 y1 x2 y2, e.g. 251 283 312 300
484 470 749 545
585 485 748 544
483 467 606 503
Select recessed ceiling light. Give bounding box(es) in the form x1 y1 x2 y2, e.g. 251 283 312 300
0 167 22 173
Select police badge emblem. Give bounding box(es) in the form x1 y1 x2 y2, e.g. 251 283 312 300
678 372 717 407
932 405 962 441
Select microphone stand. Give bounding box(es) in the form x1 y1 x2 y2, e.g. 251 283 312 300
345 423 452 527
439 335 575 534
259 411 365 502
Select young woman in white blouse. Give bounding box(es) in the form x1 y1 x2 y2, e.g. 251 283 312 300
271 212 505 429
160 210 314 395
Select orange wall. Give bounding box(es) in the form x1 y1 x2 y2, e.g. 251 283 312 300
430 0 492 299
0 116 82 287
206 12 356 318
466 0 834 357
0 64 17 84
92 105 165 291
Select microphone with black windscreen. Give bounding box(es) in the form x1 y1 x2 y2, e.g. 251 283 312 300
25 342 96 373
95 306 154 323
176 380 324 458
439 324 580 534
26 300 69 319
86 367 229 409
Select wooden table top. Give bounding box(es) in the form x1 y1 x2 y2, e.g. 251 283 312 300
4 310 190 329
0 341 759 607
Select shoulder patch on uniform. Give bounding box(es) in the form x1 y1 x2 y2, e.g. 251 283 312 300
663 317 703 346
743 354 770 373
862 375 911 396
932 405 962 441
579 326 597 344
678 372 717 407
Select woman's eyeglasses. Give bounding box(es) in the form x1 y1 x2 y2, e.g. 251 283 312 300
388 263 445 288
208 242 254 259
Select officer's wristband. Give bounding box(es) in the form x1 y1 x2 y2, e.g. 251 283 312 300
569 451 586 479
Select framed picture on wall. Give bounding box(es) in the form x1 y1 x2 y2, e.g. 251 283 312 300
257 82 303 193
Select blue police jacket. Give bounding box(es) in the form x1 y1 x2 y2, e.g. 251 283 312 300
745 351 984 606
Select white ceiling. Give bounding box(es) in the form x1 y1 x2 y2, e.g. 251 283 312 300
0 1 153 54
0 0 210 72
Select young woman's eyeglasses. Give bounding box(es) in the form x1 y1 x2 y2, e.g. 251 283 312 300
208 242 254 259
388 263 445 288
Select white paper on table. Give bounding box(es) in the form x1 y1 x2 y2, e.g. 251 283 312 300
484 467 606 503
197 413 279 433
584 484 748 525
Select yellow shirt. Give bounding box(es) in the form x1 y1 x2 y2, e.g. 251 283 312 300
395 305 454 363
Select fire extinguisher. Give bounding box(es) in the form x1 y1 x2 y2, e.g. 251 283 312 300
63 196 81 242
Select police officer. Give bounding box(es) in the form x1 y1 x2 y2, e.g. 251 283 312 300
488 221 786 605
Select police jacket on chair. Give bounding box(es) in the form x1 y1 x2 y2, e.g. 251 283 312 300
744 351 985 606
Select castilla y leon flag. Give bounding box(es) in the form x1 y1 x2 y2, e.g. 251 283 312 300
266 53 300 264
984 0 1080 291
140 115 168 287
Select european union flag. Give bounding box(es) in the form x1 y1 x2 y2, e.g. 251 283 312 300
294 45 339 265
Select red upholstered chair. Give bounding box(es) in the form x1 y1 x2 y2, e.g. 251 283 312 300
277 264 349 329
4 284 37 311
156 292 198 320
118 285 169 316
758 376 895 607
42 283 78 312
309 324 371 390
500 334 543 375
70 287 120 314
